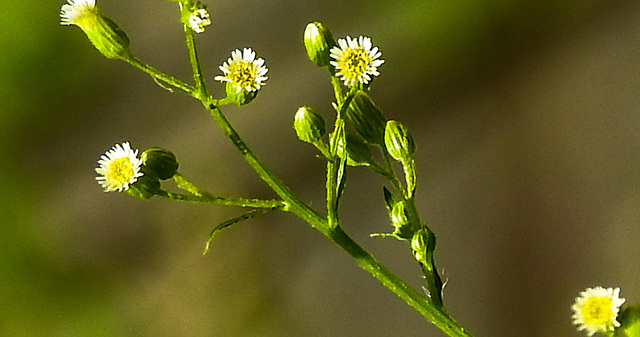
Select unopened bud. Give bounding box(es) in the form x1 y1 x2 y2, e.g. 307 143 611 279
346 90 387 145
411 229 429 264
384 120 415 163
389 201 419 240
141 148 179 180
294 106 326 144
304 22 336 68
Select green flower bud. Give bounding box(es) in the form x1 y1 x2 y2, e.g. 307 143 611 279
126 174 161 200
389 201 418 240
141 148 179 180
60 0 134 61
411 229 428 264
346 91 387 145
384 120 415 163
304 22 336 68
294 106 326 144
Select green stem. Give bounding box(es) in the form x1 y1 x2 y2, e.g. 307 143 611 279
200 100 472 336
326 226 471 337
178 27 473 337
326 118 345 228
125 57 195 95
203 102 324 222
157 190 285 209
183 25 209 99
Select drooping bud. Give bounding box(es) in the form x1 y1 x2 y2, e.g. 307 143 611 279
304 22 336 68
384 120 415 163
141 148 179 180
60 0 134 61
345 90 387 145
294 106 326 144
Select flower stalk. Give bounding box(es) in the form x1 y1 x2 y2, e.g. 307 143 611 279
67 1 474 335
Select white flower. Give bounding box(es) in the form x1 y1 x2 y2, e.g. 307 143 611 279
60 0 97 27
214 48 268 94
330 35 385 87
188 8 211 33
95 142 144 192
572 286 626 336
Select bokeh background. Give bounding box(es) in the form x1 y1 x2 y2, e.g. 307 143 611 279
2 0 640 336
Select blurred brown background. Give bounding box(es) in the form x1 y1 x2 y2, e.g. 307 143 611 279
2 0 640 336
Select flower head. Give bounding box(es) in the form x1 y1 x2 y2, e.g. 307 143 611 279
214 48 268 94
572 286 626 336
95 142 144 192
188 8 211 33
330 36 384 88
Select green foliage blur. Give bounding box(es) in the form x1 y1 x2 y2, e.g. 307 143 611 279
2 0 640 336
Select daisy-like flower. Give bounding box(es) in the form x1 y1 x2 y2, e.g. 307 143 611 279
95 142 144 192
330 35 385 87
572 286 626 336
214 48 268 94
188 8 211 33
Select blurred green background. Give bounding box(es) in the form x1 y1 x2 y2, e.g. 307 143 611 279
3 0 640 336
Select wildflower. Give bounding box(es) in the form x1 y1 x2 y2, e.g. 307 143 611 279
330 35 384 87
95 142 144 192
572 286 625 336
60 0 133 60
188 8 211 33
214 48 268 94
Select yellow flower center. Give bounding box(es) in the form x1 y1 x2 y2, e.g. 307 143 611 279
105 157 137 186
229 61 257 88
582 296 615 327
339 48 372 79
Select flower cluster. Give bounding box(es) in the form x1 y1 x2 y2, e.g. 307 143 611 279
572 286 625 336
